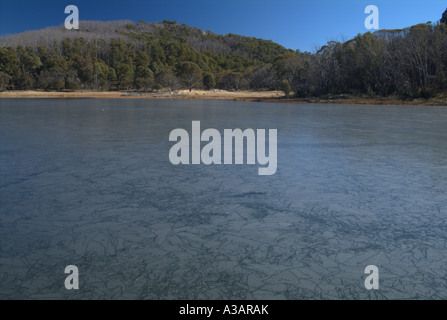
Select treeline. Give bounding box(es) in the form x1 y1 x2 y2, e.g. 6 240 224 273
1 11 447 99
292 21 447 99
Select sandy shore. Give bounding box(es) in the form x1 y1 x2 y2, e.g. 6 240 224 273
0 89 284 99
1 90 446 106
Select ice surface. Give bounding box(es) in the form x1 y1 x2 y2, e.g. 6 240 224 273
0 99 446 299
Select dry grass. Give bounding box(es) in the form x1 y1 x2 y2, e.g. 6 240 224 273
1 90 446 106
0 89 284 99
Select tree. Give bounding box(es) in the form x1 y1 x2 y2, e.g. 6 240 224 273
71 54 93 86
35 48 69 91
203 73 215 90
216 71 247 91
156 68 180 90
0 47 21 89
116 57 134 90
280 80 292 98
441 9 447 24
274 52 305 89
178 61 202 91
134 66 154 90
93 58 109 88
247 65 276 89
38 70 65 90
134 51 154 90
64 69 81 90
107 67 117 89
0 72 11 91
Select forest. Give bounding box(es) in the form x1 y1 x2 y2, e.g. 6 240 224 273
0 9 447 100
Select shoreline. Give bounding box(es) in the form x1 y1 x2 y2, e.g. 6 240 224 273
235 97 447 106
0 90 446 106
0 90 284 100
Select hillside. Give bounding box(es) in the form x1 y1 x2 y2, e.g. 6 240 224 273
0 20 292 92
1 11 447 100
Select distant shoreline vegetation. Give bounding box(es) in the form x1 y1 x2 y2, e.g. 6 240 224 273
1 10 447 101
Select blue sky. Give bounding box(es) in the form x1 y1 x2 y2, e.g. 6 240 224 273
0 0 446 52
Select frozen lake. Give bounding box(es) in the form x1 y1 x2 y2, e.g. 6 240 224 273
0 98 446 299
